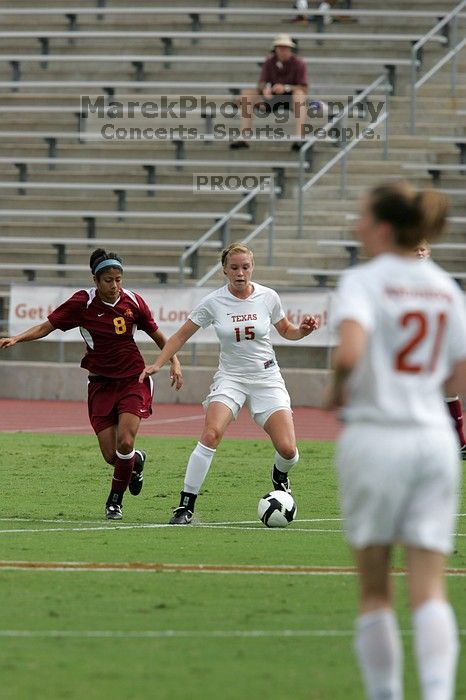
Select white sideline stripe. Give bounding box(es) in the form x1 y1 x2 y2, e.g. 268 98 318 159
1 526 462 536
0 524 463 536
1 516 465 524
0 525 344 534
0 517 343 524
0 519 463 537
0 629 465 639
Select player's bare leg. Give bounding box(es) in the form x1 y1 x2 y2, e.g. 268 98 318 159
104 412 140 519
263 408 299 492
96 425 117 465
407 547 459 700
170 401 234 524
353 545 403 699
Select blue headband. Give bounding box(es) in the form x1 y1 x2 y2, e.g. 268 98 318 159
93 258 123 275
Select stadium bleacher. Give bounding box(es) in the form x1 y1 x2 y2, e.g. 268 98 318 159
0 0 464 371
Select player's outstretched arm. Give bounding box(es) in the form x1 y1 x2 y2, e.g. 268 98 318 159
275 314 321 341
0 320 54 349
149 329 183 391
139 320 200 383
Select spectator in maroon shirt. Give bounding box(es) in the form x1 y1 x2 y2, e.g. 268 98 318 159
0 248 183 520
230 34 308 151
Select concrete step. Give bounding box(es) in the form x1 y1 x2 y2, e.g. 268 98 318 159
0 219 251 237
0 193 246 212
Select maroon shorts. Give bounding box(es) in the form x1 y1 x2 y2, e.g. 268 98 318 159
87 374 154 435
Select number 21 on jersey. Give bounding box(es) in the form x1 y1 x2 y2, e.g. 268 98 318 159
395 311 446 373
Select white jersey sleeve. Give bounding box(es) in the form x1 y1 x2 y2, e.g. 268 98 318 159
189 298 215 329
267 288 286 325
333 267 376 333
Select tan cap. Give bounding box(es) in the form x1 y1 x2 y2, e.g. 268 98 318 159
272 33 296 49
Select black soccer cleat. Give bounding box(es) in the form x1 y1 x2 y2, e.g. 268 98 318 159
105 504 123 520
129 449 146 496
461 444 466 461
271 465 292 494
169 507 193 525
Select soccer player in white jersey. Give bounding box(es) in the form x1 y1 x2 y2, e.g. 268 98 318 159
415 238 466 458
327 182 466 700
139 243 320 524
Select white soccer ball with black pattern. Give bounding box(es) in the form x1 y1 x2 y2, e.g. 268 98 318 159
258 490 297 528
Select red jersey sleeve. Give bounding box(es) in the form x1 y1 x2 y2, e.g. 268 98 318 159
133 292 159 336
48 290 88 331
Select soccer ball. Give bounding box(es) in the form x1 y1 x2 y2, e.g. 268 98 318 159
258 490 297 528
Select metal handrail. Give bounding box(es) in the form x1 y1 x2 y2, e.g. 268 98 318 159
410 0 466 134
179 184 276 285
302 110 388 196
297 72 390 237
410 37 466 133
416 36 466 92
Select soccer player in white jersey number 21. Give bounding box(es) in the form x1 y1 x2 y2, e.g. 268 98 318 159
327 182 466 700
139 243 321 524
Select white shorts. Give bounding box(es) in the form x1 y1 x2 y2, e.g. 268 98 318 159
336 423 460 554
202 371 291 428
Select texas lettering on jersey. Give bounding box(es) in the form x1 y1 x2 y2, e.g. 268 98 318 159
230 313 258 322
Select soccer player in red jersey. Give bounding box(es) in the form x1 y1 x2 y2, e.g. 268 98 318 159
0 248 183 520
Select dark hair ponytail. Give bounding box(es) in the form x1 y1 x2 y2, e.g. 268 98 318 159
89 248 123 278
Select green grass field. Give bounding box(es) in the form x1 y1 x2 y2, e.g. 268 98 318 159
1 433 464 700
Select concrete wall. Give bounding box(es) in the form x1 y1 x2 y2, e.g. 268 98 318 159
0 361 332 407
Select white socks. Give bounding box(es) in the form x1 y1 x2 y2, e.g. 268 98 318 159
355 609 403 700
355 601 459 700
274 449 299 472
183 442 216 494
413 599 459 700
